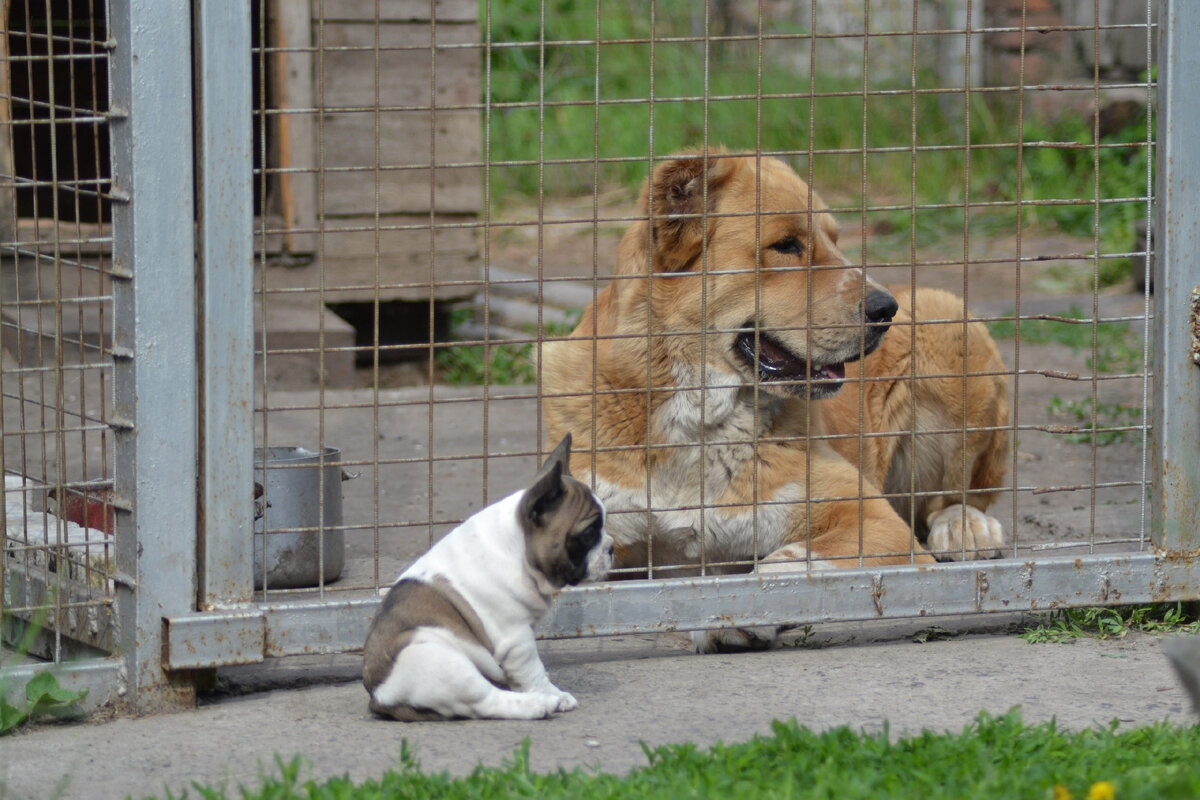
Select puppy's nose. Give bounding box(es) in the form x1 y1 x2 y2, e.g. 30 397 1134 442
863 290 898 325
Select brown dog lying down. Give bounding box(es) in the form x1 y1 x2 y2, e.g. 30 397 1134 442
542 151 1010 648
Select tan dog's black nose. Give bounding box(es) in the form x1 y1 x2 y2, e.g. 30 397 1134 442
864 291 899 325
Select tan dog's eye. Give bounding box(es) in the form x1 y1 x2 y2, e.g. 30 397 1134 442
768 236 805 257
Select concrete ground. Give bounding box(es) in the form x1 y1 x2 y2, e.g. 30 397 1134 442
1 621 1196 800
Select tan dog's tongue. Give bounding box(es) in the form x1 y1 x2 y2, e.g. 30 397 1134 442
817 362 846 380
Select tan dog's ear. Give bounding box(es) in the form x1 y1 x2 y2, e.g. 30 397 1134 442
812 191 840 244
647 152 737 272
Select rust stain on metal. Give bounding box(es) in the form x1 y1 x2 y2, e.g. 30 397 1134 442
1190 286 1200 366
975 571 990 612
871 573 885 616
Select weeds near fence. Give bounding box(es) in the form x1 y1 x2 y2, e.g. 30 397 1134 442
0 612 88 735
988 309 1145 444
154 710 1200 799
1046 396 1143 446
986 308 1143 375
1021 603 1200 644
435 308 582 385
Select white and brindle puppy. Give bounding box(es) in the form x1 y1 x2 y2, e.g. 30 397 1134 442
362 434 612 721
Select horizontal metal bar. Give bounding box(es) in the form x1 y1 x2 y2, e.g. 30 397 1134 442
164 609 265 671
162 553 1200 669
0 658 126 713
164 599 376 669
548 553 1200 637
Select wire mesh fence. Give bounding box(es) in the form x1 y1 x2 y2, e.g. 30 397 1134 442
2 0 116 668
4 1 1194 710
244 0 1158 605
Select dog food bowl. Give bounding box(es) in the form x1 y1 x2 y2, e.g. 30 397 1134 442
253 446 345 589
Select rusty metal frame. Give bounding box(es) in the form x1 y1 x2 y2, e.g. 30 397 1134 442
1153 0 1200 554
107 0 199 709
164 551 1198 667
160 0 1200 672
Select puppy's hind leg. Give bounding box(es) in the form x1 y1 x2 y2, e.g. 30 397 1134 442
370 634 560 721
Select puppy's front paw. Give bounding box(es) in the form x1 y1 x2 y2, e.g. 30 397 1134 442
553 691 578 713
522 692 562 719
925 504 1003 561
691 626 779 654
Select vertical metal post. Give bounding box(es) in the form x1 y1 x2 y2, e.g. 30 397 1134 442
1154 0 1200 554
195 2 255 607
108 2 199 709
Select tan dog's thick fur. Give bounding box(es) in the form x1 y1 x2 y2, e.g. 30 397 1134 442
542 151 1008 647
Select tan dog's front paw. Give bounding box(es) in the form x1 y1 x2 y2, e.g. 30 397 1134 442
925 504 1003 561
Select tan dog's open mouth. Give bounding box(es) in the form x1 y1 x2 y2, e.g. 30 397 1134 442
734 328 848 398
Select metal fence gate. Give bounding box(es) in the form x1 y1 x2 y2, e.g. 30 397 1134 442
2 0 1199 713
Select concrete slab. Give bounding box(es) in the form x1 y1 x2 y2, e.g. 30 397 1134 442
1 628 1194 799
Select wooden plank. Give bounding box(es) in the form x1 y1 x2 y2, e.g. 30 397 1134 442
319 111 481 214
270 12 482 250
314 20 481 217
312 0 477 24
262 216 480 302
269 0 318 254
318 23 480 109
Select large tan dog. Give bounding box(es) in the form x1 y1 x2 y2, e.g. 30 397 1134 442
542 151 1009 645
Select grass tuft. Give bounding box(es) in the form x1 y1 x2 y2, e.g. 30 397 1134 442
150 709 1200 799
1022 603 1200 644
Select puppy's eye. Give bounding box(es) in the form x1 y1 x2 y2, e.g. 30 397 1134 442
567 521 601 563
769 236 805 257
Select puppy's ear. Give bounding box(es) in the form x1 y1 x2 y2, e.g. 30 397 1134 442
519 433 572 526
648 151 736 272
543 432 572 478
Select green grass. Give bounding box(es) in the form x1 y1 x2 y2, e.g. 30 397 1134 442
435 341 537 386
1046 396 1143 446
483 0 1153 287
0 612 89 735
1021 603 1200 645
986 306 1146 445
986 307 1145 375
434 307 582 386
151 710 1200 799
0 670 85 735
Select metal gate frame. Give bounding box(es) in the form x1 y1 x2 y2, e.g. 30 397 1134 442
161 0 1200 677
5 1 1199 714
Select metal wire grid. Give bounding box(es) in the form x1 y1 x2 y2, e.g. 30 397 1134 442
1 0 115 663
243 3 1155 600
